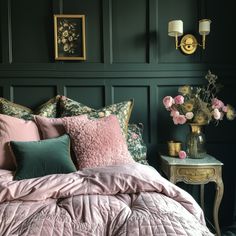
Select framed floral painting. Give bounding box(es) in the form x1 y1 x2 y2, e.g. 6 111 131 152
54 14 86 60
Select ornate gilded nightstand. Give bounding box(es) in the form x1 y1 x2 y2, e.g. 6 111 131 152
159 154 224 236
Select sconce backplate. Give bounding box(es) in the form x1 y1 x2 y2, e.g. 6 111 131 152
180 34 198 54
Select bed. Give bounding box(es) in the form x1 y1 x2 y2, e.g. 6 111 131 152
0 96 213 235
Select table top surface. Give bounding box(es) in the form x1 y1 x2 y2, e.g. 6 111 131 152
160 154 223 166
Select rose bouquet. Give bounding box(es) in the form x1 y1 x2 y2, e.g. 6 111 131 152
163 71 236 125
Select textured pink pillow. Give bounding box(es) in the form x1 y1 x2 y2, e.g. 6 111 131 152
0 114 40 170
62 115 134 169
34 116 65 139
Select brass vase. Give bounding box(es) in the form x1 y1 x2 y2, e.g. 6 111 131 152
186 123 206 158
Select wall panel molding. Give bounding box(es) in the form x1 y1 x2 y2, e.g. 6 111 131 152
52 0 63 14
102 0 112 64
148 0 158 64
1 66 236 79
0 0 12 63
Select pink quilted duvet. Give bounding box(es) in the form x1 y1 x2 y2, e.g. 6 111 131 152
0 163 213 236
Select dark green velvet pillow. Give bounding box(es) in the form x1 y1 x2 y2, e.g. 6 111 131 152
10 134 76 180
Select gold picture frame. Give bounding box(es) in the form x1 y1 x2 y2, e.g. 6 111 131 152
54 14 86 60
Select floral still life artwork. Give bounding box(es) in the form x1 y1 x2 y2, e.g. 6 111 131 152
54 15 86 60
163 71 236 126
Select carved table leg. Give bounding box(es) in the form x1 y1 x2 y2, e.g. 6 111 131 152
200 184 205 212
169 175 176 184
169 166 176 184
214 179 224 236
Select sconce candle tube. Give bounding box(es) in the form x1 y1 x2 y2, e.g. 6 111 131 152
175 34 179 49
202 34 206 49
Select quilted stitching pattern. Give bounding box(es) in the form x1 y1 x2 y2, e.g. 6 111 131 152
0 164 213 236
0 193 213 236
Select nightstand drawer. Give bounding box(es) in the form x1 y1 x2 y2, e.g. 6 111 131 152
177 166 215 183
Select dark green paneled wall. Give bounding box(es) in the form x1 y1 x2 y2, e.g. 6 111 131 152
112 0 147 63
11 0 53 62
0 0 236 230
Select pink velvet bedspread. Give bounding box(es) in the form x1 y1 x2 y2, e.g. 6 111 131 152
0 163 213 236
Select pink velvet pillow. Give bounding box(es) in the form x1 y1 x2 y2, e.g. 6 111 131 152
0 114 40 170
62 115 134 169
34 116 65 139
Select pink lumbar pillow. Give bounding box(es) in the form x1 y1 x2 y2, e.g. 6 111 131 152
0 114 40 170
62 115 134 169
34 116 65 139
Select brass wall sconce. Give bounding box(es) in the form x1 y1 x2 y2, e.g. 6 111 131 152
168 19 211 54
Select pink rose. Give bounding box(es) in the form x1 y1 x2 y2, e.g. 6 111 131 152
163 96 174 109
213 108 221 120
178 115 187 124
170 109 180 117
179 150 187 159
185 112 194 120
222 105 228 113
173 116 179 125
173 115 187 125
174 95 184 105
212 98 224 109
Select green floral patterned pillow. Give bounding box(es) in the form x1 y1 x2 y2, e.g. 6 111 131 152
59 96 134 136
0 95 60 120
0 98 33 120
127 123 148 165
34 95 61 118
